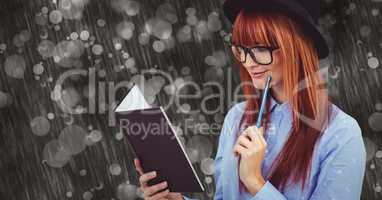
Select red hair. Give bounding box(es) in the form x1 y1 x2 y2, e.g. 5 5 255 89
231 9 334 192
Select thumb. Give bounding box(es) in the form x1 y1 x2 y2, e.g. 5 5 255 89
134 158 144 175
255 126 265 136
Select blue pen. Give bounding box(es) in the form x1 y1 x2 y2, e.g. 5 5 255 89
256 75 272 128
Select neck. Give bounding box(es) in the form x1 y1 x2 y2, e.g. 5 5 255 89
270 83 287 104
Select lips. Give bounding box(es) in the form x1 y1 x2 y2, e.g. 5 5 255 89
252 70 267 75
251 70 268 78
252 70 268 76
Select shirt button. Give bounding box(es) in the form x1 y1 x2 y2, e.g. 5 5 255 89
269 123 276 131
266 123 276 135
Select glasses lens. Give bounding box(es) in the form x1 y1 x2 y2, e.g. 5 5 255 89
251 47 272 64
231 46 246 62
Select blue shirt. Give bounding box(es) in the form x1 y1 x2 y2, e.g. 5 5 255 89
184 95 366 200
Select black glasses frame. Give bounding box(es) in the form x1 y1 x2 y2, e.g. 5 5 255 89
226 39 280 65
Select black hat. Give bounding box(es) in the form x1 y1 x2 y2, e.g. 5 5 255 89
223 0 329 59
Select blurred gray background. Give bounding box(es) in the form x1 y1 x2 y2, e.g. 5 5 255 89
0 0 381 199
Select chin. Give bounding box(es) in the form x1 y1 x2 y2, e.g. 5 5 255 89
251 78 269 90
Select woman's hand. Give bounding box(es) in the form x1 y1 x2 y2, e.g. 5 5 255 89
134 158 184 200
233 126 267 196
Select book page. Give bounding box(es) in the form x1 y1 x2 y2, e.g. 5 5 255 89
115 84 151 112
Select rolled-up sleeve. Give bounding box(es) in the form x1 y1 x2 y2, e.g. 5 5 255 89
248 180 287 200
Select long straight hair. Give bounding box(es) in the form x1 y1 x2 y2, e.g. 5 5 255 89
231 8 334 192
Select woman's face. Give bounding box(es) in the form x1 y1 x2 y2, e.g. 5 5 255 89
239 45 283 90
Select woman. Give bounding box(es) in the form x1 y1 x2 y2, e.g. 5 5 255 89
134 0 367 199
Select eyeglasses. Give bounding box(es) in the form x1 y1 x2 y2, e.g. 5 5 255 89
228 42 280 65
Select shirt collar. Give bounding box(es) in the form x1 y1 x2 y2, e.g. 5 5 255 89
269 94 289 113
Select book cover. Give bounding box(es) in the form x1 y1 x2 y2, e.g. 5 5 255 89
114 84 205 192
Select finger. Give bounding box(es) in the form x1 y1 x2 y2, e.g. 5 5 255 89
134 158 145 175
258 130 267 145
139 171 157 186
250 127 267 149
250 126 265 138
237 135 252 148
233 144 240 157
234 139 249 151
145 181 168 197
241 128 254 142
233 143 247 156
250 126 264 136
248 125 262 132
244 126 257 141
148 189 169 200
258 126 265 136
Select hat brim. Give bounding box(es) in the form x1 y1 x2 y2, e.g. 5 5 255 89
223 0 329 59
